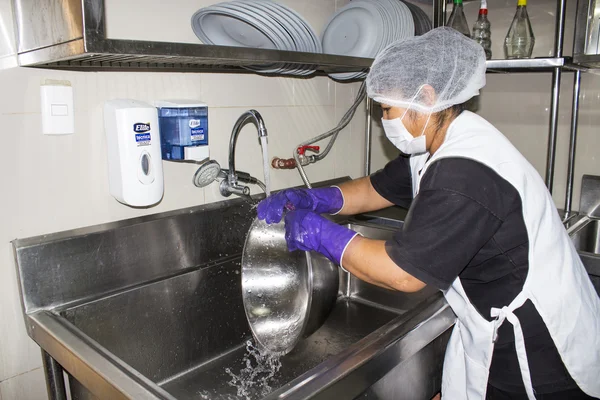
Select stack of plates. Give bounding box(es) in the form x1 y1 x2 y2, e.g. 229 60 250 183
191 0 321 75
322 0 415 81
402 1 432 36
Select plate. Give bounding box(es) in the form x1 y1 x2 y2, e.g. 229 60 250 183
321 1 384 58
192 8 277 49
191 1 322 76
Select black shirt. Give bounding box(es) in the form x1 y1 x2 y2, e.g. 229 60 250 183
370 155 577 394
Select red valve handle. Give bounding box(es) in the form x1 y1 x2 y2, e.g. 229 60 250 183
297 145 320 156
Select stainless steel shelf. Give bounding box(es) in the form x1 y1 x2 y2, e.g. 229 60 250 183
25 41 566 75
485 58 565 73
15 0 568 75
572 54 600 69
21 38 373 74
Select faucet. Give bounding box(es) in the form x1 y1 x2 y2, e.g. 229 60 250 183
220 110 268 197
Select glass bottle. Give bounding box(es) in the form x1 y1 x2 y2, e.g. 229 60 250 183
472 1 492 59
504 0 535 59
447 0 470 38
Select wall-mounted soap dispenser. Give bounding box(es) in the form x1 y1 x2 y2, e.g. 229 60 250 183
104 99 164 207
155 100 209 162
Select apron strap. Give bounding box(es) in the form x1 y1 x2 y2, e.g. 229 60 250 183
491 306 536 400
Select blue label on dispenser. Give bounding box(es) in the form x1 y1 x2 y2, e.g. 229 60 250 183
133 123 151 133
135 133 151 146
189 119 204 142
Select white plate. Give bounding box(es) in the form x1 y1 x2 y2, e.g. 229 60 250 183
213 3 289 73
262 1 320 74
268 1 322 53
224 3 293 50
321 1 384 58
192 7 277 49
261 2 313 74
238 1 313 74
396 0 415 39
192 1 322 76
259 1 308 51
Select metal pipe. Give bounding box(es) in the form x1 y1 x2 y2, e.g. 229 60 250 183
294 82 367 188
545 67 562 192
432 0 446 28
564 71 582 216
42 350 68 400
544 0 566 192
365 97 373 176
554 0 567 58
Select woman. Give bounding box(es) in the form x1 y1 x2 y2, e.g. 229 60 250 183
257 28 600 399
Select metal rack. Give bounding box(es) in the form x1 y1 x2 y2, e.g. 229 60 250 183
16 0 568 75
365 0 581 218
14 0 582 215
427 1 580 219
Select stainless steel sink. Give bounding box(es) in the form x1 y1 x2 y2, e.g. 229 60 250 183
568 216 600 296
13 187 454 400
570 218 600 254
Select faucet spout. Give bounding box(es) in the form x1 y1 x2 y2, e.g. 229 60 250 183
229 110 268 178
221 110 269 198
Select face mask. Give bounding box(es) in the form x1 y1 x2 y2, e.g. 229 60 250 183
381 117 427 155
382 109 432 155
381 85 432 155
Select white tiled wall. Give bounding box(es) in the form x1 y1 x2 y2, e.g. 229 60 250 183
0 67 366 400
0 369 46 400
0 0 364 398
1 0 600 398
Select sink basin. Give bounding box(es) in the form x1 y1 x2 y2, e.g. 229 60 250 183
59 222 442 400
13 192 454 400
568 217 600 296
570 218 600 254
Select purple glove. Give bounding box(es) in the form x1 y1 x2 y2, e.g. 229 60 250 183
284 210 359 266
257 187 344 224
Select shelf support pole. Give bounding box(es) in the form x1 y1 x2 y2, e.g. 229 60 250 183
364 97 373 176
564 70 582 218
433 0 446 28
544 0 567 192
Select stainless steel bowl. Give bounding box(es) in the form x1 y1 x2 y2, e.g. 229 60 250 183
242 218 339 355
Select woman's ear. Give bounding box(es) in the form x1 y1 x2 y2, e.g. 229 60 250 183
421 85 437 107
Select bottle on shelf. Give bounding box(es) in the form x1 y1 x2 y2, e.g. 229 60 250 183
472 0 492 59
504 0 535 59
447 0 470 38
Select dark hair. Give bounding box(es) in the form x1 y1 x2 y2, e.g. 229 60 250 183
433 102 468 131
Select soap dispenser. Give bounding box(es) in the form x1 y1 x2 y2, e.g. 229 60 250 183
103 99 164 207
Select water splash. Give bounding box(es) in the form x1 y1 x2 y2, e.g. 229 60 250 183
225 340 282 400
259 136 271 197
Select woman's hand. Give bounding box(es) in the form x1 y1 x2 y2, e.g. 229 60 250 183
283 210 358 265
257 187 343 224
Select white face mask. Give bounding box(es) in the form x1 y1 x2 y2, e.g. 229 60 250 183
381 110 431 155
381 85 432 155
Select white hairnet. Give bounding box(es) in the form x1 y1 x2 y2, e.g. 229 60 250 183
366 27 486 114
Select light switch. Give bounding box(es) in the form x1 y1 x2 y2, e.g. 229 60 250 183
40 83 74 135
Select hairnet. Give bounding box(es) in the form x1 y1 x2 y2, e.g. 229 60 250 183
366 27 486 114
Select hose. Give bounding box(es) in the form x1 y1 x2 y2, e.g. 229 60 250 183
293 81 367 188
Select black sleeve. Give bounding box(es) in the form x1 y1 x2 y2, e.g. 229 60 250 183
385 158 510 291
369 155 412 209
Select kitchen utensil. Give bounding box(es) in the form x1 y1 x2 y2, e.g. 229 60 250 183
242 217 339 355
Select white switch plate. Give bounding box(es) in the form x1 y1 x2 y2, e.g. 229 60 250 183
40 84 74 135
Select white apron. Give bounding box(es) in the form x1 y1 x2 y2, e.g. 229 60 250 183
410 111 600 399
